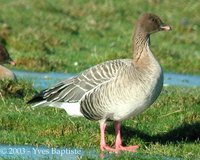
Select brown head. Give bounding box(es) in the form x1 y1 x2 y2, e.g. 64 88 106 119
133 13 171 62
0 44 16 66
136 13 171 34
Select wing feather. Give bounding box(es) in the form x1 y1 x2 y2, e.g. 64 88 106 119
28 59 132 104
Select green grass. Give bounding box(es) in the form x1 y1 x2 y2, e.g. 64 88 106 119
0 0 199 74
0 80 199 159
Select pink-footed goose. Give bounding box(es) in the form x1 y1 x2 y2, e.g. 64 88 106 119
0 44 16 80
28 13 171 152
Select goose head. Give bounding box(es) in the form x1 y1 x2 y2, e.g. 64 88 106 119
136 13 171 34
0 44 16 66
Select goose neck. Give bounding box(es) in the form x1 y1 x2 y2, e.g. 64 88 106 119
133 28 150 61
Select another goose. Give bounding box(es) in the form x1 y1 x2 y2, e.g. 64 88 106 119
0 44 16 80
28 13 171 152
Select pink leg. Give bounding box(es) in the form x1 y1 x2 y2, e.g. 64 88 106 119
100 122 117 152
100 121 139 153
114 121 139 152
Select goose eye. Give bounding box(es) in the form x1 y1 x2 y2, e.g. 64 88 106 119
152 18 156 22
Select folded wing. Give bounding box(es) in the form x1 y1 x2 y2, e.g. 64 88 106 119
28 59 131 105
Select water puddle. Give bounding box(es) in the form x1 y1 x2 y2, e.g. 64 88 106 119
0 144 182 160
13 70 200 89
14 70 75 89
164 72 200 87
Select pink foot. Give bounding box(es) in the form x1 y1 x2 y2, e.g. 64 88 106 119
101 144 139 153
101 145 118 152
116 145 139 152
